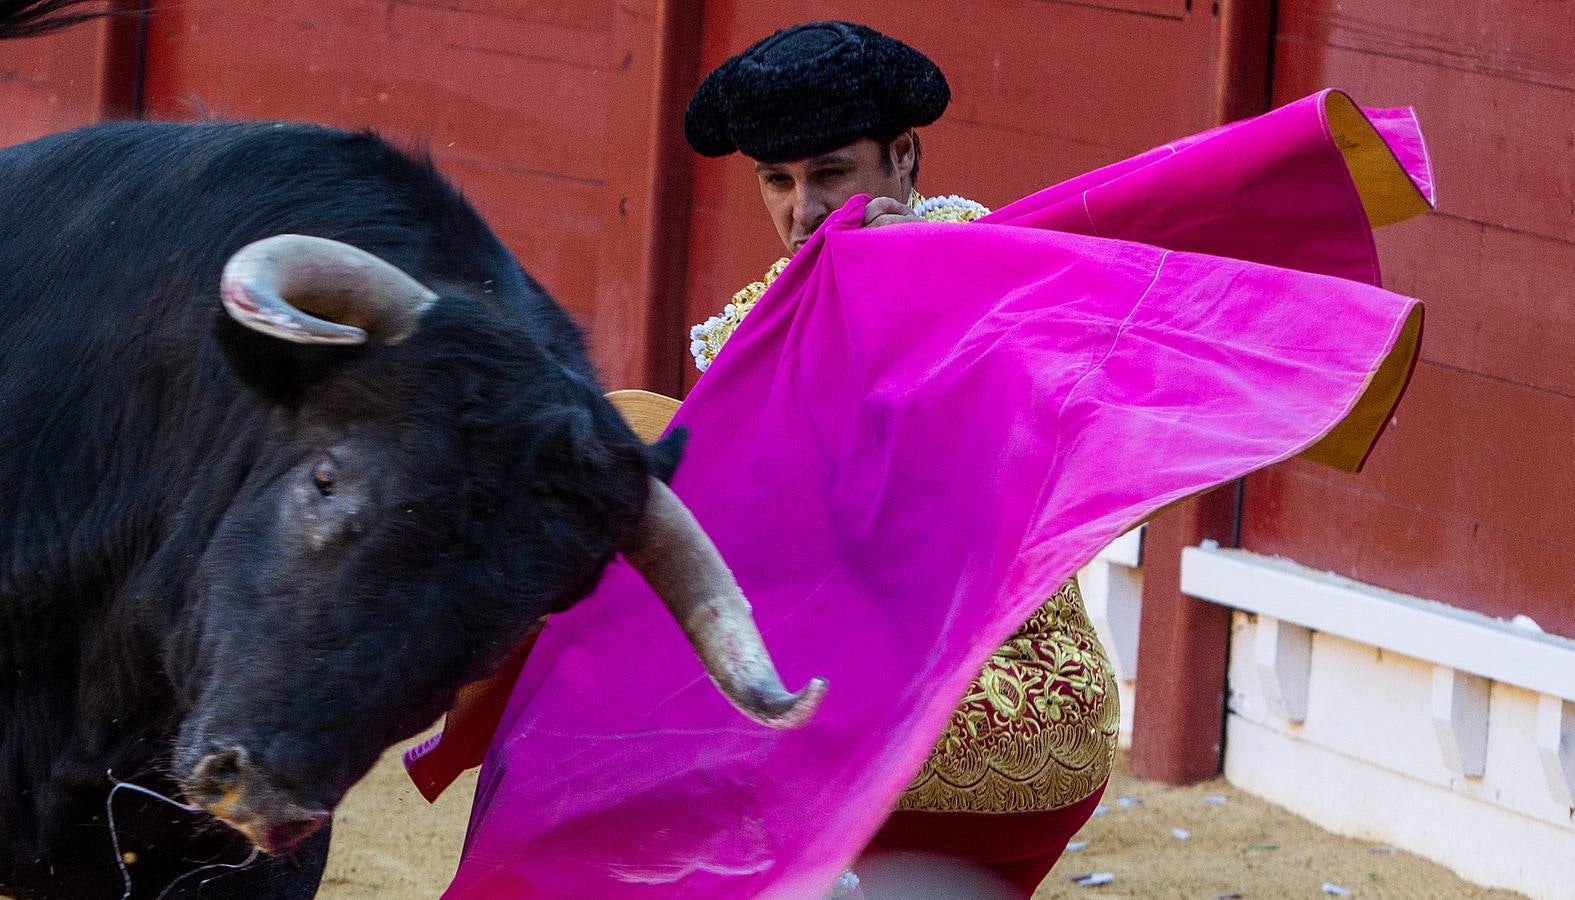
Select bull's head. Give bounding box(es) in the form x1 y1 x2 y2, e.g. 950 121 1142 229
170 235 823 854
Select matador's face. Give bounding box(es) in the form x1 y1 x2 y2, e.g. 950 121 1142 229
753 135 914 254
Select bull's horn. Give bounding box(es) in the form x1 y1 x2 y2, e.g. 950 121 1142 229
624 478 826 728
220 234 438 345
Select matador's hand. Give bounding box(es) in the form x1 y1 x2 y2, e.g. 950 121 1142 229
862 196 922 229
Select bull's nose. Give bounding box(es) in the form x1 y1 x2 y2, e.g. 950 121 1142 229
188 747 248 815
185 745 330 854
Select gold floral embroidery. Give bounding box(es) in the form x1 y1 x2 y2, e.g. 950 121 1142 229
693 190 1118 813
689 258 789 373
897 578 1120 813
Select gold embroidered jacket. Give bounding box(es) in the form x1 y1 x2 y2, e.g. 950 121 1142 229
690 193 1119 814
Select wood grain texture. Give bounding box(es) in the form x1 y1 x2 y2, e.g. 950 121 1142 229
1253 0 1575 635
1275 38 1575 242
1377 215 1575 399
0 11 138 145
137 0 614 323
680 0 1227 387
1278 0 1575 91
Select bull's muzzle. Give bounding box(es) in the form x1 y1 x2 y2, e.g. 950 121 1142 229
185 747 330 855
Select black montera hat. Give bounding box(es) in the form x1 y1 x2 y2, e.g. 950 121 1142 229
684 21 950 163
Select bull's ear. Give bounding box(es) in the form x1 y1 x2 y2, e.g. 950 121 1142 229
603 389 686 483
647 427 688 484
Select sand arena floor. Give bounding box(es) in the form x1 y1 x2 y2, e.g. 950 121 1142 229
317 739 1523 900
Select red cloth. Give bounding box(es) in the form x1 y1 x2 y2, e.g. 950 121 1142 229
861 782 1108 897
404 629 539 803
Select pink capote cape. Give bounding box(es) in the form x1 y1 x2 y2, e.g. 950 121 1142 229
417 89 1434 898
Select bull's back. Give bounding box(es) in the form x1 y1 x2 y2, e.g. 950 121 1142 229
0 119 589 377
0 120 571 565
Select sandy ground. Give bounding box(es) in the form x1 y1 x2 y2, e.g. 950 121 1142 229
317 731 476 899
319 741 1524 900
1032 753 1525 900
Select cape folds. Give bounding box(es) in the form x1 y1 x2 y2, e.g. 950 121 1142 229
415 90 1434 898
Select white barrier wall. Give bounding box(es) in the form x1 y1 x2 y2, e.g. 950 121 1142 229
1182 545 1575 900
1078 526 1144 748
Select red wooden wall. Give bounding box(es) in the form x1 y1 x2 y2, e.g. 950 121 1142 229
0 10 137 138
92 0 694 392
1 0 1268 395
682 0 1235 372
1240 0 1575 640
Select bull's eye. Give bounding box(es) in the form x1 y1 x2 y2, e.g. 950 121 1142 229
311 459 337 497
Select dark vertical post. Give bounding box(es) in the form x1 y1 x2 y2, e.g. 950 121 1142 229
1127 0 1275 785
1129 487 1238 782
98 0 149 120
592 0 705 396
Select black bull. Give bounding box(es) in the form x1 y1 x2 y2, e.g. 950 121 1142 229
0 29 822 900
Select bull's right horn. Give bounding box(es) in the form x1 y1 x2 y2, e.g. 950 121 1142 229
623 478 826 729
220 234 438 345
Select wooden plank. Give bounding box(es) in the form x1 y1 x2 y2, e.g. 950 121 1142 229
1038 0 1189 19
1263 2 1575 642
1278 0 1575 91
920 13 1213 147
695 1 1217 147
921 117 1156 208
1241 465 1575 639
1242 465 1463 579
142 2 610 183
1342 361 1575 539
587 0 703 393
1211 0 1273 123
1377 214 1575 399
0 13 137 145
1242 359 1575 610
393 0 613 32
433 152 603 323
1273 40 1575 242
387 2 614 69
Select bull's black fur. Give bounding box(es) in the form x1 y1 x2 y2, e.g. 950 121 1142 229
0 117 683 897
0 1 121 38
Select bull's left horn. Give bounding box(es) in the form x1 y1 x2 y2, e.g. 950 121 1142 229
220 234 438 345
623 478 827 729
